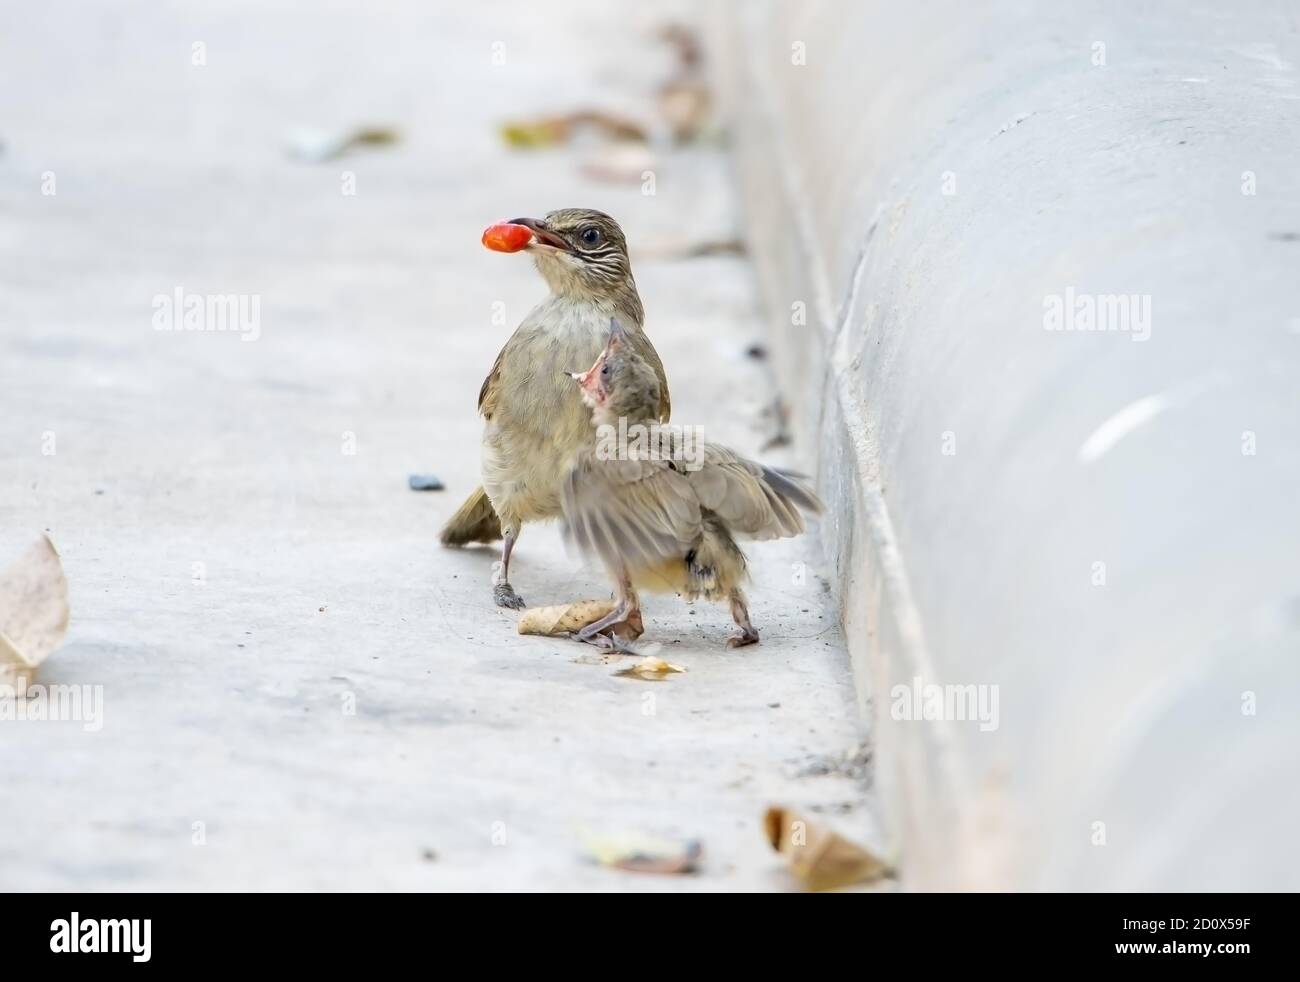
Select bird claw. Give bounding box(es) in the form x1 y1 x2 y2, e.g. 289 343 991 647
494 583 527 610
608 634 642 655
726 629 760 649
574 630 642 655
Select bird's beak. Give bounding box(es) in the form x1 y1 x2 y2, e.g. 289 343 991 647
509 217 570 252
572 355 606 402
606 317 628 354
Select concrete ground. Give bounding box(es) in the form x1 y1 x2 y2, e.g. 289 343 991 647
0 2 874 889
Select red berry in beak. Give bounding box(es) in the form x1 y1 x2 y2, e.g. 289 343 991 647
481 222 534 253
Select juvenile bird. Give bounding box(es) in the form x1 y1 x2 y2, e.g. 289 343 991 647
561 321 822 647
440 210 671 609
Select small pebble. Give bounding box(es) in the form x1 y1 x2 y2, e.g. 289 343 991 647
408 473 445 491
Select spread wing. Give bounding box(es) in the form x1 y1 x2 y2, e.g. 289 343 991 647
561 453 701 571
684 444 822 541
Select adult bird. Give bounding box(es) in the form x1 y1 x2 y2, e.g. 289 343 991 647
440 209 672 609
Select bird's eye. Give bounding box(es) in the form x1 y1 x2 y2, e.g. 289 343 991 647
600 363 611 377
580 227 601 246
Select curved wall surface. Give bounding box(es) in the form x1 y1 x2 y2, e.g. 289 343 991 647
721 0 1300 889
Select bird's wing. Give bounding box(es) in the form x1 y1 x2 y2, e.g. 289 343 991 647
478 320 538 419
562 452 701 571
477 344 506 419
684 444 822 541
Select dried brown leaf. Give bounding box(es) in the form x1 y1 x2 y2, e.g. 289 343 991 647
764 806 890 890
0 535 70 686
613 655 685 680
517 600 616 637
585 831 702 875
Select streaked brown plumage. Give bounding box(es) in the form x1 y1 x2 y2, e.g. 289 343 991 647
561 322 822 647
440 209 670 609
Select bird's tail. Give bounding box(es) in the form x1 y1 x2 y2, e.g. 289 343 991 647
440 486 503 546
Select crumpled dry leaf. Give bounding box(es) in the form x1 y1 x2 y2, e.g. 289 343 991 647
499 111 648 150
655 24 710 143
285 125 400 163
764 806 890 890
584 830 702 875
499 116 571 149
0 535 71 686
657 80 710 143
517 600 615 636
613 655 685 680
518 600 643 642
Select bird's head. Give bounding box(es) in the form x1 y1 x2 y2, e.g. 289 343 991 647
509 209 636 304
569 319 661 426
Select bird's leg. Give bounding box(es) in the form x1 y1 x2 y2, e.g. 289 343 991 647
726 589 760 648
492 525 526 610
577 570 642 646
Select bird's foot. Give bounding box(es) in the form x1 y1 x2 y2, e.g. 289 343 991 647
612 607 644 641
726 627 760 649
576 604 643 645
576 620 613 645
574 630 643 655
610 634 642 654
494 583 527 610
576 630 615 650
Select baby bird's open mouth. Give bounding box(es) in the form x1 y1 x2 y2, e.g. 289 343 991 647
569 356 607 405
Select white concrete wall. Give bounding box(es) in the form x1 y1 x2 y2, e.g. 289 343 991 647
722 0 1300 889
